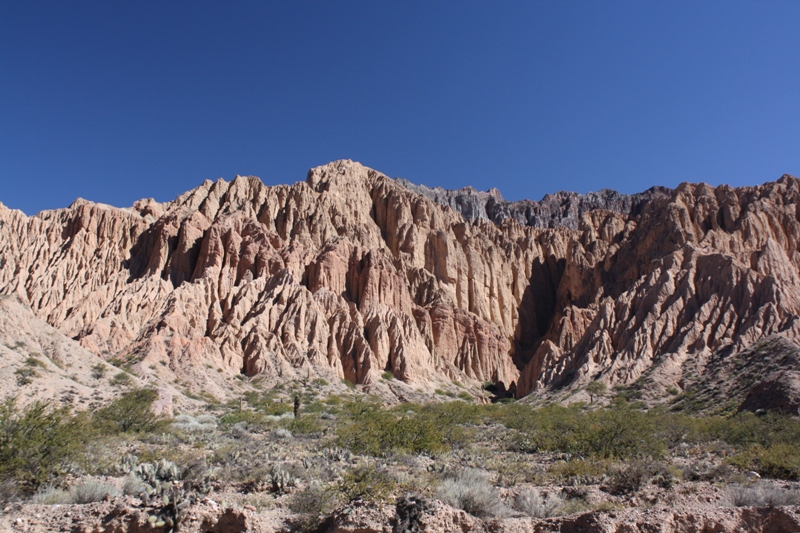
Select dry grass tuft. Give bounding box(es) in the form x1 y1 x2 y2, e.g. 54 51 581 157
436 468 503 518
512 487 564 517
726 482 800 507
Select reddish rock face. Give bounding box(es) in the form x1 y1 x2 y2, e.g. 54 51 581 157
2 160 800 399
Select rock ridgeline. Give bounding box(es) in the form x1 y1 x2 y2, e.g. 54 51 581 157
396 178 670 230
2 159 800 401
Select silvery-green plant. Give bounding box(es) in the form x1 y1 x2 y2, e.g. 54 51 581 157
269 466 295 494
117 454 138 475
512 488 564 518
436 468 503 518
69 479 120 504
172 414 217 433
322 447 352 463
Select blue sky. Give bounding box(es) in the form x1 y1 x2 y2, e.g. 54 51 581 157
2 1 799 215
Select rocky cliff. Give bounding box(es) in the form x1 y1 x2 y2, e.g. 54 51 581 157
396 178 670 230
2 160 799 400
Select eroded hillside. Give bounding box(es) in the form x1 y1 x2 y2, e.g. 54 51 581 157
2 160 799 400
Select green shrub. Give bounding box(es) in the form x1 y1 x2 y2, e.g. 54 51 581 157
335 401 448 456
608 460 674 495
423 401 484 447
581 408 663 458
92 389 165 435
289 482 340 532
549 459 609 485
319 396 337 408
110 371 132 386
457 391 473 401
497 402 800 460
91 363 108 380
338 464 396 502
15 367 38 385
729 443 800 480
0 401 89 493
287 415 325 435
25 357 46 368
302 401 326 414
503 404 663 459
586 381 607 404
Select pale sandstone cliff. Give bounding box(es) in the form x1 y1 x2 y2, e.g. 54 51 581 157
1 160 799 399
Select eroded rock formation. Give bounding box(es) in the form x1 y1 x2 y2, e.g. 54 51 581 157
2 160 799 399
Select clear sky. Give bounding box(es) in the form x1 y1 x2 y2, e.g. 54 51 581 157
2 1 799 215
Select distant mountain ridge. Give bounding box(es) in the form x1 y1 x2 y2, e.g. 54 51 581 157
396 178 670 230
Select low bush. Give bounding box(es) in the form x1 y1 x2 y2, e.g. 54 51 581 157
0 401 89 493
457 391 473 401
607 460 674 495
682 462 736 482
727 482 800 507
91 363 108 380
289 482 340 532
220 409 269 428
208 438 274 483
336 401 447 456
31 486 71 505
122 474 148 497
270 427 293 440
729 443 800 480
32 479 119 505
549 459 609 486
15 367 38 386
436 468 502 518
93 389 166 435
25 357 46 368
512 487 564 518
110 371 132 386
504 404 663 459
498 403 800 461
171 414 217 433
338 464 396 502
287 415 325 435
69 479 120 504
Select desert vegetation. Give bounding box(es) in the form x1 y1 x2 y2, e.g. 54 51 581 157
2 381 800 531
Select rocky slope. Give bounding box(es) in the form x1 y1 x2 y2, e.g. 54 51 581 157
5 490 800 533
0 295 156 410
2 160 800 401
662 335 800 416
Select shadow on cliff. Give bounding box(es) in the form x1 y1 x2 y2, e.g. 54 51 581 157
125 222 204 288
511 255 565 379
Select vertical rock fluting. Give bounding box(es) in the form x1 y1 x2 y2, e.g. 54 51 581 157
1 160 800 399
